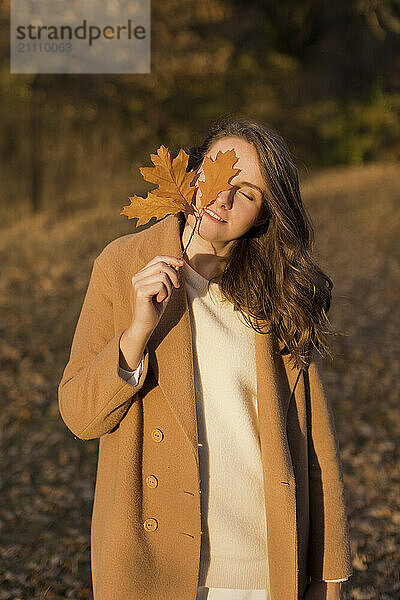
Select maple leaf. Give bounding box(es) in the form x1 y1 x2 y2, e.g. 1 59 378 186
120 145 241 229
120 145 196 227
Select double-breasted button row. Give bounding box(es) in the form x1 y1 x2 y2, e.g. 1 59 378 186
144 429 164 531
147 428 201 535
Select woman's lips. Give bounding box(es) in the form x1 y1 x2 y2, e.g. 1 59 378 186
203 209 227 224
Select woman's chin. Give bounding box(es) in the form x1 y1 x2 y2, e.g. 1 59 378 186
197 220 227 241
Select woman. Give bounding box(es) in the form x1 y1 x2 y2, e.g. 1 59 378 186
58 116 353 600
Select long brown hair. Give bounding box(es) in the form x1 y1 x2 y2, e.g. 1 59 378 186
182 115 342 371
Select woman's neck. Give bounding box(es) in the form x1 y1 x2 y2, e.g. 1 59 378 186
181 218 230 282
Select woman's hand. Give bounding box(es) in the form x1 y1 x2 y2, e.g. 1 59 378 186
302 580 344 600
128 254 185 337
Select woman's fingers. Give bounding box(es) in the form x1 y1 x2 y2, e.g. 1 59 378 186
128 255 186 334
137 273 173 303
133 255 184 289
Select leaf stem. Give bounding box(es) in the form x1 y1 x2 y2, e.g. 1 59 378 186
179 209 203 259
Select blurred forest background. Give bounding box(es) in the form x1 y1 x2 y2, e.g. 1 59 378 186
0 0 399 599
0 0 400 220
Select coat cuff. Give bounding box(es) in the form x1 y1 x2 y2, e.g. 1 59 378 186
59 329 150 439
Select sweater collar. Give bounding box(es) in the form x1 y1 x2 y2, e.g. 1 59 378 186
182 258 209 292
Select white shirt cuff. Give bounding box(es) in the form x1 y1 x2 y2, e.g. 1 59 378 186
118 346 148 387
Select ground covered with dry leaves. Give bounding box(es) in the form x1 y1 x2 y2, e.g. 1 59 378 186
0 162 399 599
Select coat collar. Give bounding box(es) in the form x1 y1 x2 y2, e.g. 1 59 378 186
135 214 302 468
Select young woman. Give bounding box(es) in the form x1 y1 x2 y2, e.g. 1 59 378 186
58 117 353 600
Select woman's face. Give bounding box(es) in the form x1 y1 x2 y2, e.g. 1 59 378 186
190 136 268 245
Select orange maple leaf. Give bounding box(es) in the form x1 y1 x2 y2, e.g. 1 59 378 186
120 145 240 228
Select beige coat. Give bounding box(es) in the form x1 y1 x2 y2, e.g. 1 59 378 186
58 213 353 600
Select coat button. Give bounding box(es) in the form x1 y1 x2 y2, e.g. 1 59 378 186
151 428 164 442
146 475 158 488
144 518 158 531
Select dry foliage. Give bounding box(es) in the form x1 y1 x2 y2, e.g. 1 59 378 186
120 146 240 227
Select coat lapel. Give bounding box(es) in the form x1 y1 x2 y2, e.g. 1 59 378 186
136 213 302 466
136 214 200 465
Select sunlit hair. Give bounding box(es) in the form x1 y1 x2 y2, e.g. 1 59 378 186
182 115 342 371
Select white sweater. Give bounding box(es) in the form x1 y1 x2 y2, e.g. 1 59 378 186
183 259 270 590
118 259 347 594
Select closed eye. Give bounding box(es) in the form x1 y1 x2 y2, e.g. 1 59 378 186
240 190 254 201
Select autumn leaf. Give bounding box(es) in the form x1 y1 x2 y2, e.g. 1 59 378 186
196 148 241 210
120 145 241 228
120 145 195 227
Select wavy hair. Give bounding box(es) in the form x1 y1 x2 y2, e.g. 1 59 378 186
182 115 342 371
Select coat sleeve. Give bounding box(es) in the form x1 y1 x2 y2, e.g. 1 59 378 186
57 253 150 440
305 348 353 582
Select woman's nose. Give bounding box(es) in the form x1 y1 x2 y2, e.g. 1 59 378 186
215 189 233 208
